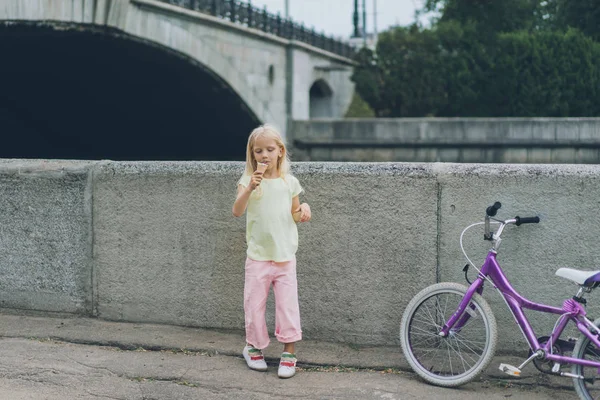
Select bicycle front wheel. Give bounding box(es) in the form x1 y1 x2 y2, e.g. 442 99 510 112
400 282 498 387
572 318 600 400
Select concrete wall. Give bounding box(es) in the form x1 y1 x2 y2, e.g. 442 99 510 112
0 160 94 313
2 159 600 354
290 118 600 163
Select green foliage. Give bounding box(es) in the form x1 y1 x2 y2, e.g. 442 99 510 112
351 0 600 117
555 0 600 41
344 91 376 118
376 25 447 117
441 0 537 36
350 47 384 116
435 21 493 116
489 29 600 116
423 0 539 32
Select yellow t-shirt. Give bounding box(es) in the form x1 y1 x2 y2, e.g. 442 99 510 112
238 174 303 262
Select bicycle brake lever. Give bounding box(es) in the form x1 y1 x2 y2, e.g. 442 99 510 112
463 264 472 284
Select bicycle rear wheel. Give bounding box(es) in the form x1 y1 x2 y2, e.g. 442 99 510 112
572 318 600 400
400 282 498 387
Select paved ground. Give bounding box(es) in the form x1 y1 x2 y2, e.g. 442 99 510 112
0 312 580 399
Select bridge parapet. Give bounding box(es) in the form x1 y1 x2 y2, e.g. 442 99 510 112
158 0 356 59
290 118 600 163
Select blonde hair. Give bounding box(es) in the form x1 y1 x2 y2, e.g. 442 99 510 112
244 124 290 178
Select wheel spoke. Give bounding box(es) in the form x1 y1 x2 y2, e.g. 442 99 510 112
573 333 600 399
400 283 497 386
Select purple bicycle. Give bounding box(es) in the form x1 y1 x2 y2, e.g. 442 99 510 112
400 202 600 399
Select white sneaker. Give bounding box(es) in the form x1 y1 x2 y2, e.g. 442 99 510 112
278 352 297 378
243 345 267 371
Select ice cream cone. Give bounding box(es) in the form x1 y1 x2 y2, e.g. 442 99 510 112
256 162 268 173
292 210 302 223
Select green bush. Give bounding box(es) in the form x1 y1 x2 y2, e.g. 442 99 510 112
489 29 600 116
344 92 376 118
352 26 600 117
352 0 600 117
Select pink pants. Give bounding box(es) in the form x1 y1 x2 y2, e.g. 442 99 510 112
244 257 302 349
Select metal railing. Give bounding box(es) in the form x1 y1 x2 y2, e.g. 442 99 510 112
158 0 356 59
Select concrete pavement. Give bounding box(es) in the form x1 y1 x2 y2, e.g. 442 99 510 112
0 312 579 399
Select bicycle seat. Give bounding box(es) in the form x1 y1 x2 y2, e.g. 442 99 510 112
556 268 600 287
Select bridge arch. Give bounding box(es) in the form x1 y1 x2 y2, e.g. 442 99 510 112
309 79 334 119
1 0 356 159
0 21 260 160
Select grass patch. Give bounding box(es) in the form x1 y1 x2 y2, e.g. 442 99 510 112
298 365 404 374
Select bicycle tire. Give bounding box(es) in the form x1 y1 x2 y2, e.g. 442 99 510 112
400 282 498 387
572 318 600 400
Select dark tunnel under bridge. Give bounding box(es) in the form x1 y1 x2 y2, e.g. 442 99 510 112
0 22 260 161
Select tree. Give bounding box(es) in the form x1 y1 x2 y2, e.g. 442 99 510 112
556 0 600 41
352 22 491 117
351 0 600 117
435 21 493 116
469 29 600 117
350 47 385 116
344 92 376 118
423 0 539 37
376 25 448 117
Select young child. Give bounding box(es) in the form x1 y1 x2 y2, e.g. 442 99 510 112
232 124 311 379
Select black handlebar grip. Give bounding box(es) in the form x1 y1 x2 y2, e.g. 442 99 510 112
486 202 502 217
515 216 540 226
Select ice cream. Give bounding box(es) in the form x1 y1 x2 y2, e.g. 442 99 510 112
256 162 268 173
292 210 302 223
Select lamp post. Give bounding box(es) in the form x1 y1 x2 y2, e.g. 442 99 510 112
353 0 359 37
373 0 377 38
285 0 289 19
362 0 367 45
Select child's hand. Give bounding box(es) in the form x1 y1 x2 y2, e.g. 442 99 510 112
294 203 311 223
249 170 263 190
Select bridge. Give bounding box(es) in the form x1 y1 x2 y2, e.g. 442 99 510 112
0 0 356 160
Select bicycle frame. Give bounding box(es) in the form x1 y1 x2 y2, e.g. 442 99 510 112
441 250 600 370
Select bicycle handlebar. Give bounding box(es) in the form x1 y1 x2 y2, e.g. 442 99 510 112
486 202 502 217
485 202 540 226
515 216 540 226
484 202 540 244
